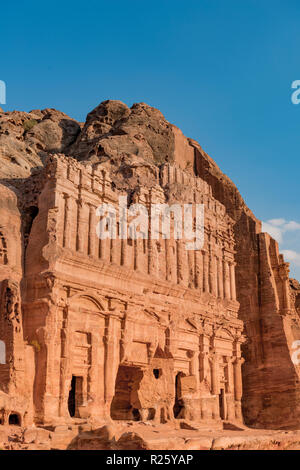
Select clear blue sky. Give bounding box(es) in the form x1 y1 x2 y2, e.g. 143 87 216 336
2 0 300 278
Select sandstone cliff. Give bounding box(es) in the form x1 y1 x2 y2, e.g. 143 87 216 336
0 100 299 429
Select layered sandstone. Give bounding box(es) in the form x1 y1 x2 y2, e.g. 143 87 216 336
0 100 299 447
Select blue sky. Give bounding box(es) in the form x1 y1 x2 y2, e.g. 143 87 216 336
1 0 300 278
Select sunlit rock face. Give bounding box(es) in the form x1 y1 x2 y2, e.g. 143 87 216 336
0 100 299 449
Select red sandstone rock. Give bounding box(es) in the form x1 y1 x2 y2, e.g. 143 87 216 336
0 108 80 179
0 99 299 449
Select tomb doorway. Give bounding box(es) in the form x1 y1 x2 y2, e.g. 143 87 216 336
173 372 186 418
111 365 143 420
68 375 83 418
219 388 225 420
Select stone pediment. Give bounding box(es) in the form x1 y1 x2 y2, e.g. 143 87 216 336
215 325 234 340
184 317 198 331
68 293 106 313
127 308 161 324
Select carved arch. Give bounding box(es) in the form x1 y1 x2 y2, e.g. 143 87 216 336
215 325 235 340
67 292 106 313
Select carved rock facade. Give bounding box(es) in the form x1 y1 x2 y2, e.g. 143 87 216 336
0 100 298 431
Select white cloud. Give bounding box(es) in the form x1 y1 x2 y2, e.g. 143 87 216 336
262 218 300 244
262 222 284 243
262 218 300 278
284 221 300 231
281 250 300 267
268 218 286 226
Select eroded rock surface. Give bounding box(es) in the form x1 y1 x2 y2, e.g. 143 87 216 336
0 99 299 449
0 107 81 179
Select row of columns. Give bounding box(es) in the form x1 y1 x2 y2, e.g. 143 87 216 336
174 342 244 421
60 194 236 300
208 354 243 401
55 311 120 421
39 294 243 424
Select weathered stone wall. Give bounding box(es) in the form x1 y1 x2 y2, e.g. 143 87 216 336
0 183 34 426
189 140 300 428
19 153 244 426
0 100 299 431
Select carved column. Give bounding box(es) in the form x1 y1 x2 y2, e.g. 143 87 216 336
149 238 158 277
97 333 106 417
59 305 72 419
110 238 117 264
133 239 139 271
233 356 244 421
203 250 210 293
76 199 83 252
188 350 199 385
233 357 244 402
226 357 236 420
156 239 165 280
176 239 189 286
68 196 78 251
187 250 195 288
210 253 218 297
195 250 203 291
279 262 291 313
223 258 231 300
199 334 211 420
209 353 220 420
227 357 234 394
104 314 120 418
104 239 112 263
217 257 224 299
210 353 220 395
87 333 100 415
121 239 127 266
199 335 210 383
62 194 71 249
165 239 175 282
88 204 97 258
76 199 89 254
230 262 237 301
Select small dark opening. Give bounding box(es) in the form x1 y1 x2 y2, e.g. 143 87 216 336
68 377 76 417
9 413 21 426
132 408 141 421
153 368 161 379
111 365 143 420
24 206 39 250
24 206 39 232
219 389 225 420
148 408 156 420
173 372 185 418
68 375 83 418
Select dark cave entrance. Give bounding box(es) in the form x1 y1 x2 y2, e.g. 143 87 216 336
111 365 143 420
68 375 83 418
219 388 225 420
9 413 21 426
173 372 185 418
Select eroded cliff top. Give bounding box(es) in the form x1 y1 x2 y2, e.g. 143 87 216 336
0 99 252 211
